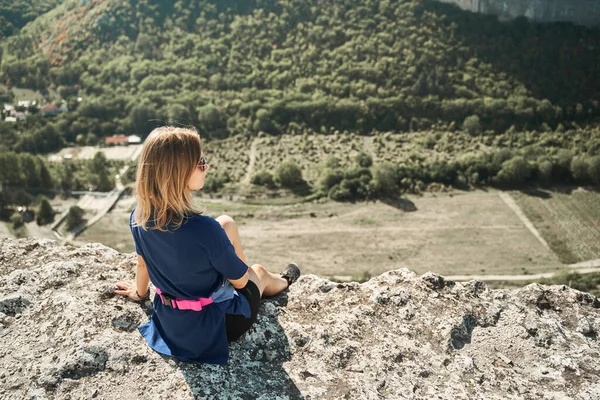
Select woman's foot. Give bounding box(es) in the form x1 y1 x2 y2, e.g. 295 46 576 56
280 263 301 287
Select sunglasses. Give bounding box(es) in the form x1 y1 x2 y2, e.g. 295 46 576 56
197 156 209 172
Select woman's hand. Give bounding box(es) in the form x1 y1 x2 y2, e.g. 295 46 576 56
115 280 147 302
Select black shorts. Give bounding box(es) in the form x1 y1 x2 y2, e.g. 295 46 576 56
225 280 261 343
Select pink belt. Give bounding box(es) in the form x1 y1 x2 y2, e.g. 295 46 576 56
155 288 213 311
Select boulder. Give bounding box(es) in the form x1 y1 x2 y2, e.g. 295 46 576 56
1 238 599 399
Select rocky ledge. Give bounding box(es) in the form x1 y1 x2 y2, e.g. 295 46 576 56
1 238 600 399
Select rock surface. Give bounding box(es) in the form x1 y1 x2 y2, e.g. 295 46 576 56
1 237 600 399
437 0 600 27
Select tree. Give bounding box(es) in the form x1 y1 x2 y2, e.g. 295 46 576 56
203 171 230 192
463 115 481 135
588 156 600 186
65 206 85 231
129 101 156 136
274 161 304 189
36 197 54 225
20 154 41 187
197 105 226 137
319 168 344 192
251 169 275 188
355 151 373 168
537 159 554 185
495 157 531 186
369 162 399 198
11 212 23 229
7 190 33 207
167 103 192 124
571 156 589 183
89 152 108 174
0 152 20 185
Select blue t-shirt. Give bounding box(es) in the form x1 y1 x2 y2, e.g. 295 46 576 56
129 210 251 364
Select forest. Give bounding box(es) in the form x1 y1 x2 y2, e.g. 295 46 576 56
1 0 600 200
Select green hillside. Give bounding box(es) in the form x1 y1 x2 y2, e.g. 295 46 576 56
1 0 599 145
1 0 600 199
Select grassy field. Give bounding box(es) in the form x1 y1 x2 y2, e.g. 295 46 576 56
47 145 142 162
2 85 60 103
511 188 600 264
77 190 562 279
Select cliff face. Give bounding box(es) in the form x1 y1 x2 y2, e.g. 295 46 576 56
437 0 600 26
1 238 600 399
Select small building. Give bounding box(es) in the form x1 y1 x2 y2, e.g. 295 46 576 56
4 116 17 123
127 135 141 144
18 100 32 108
3 104 15 115
41 104 59 117
105 135 129 146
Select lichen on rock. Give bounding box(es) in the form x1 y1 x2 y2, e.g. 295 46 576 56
1 238 600 399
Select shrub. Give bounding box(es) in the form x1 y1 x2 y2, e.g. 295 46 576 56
203 171 230 192
537 159 554 185
553 149 574 183
463 115 481 135
251 169 275 188
329 167 373 201
10 212 23 228
65 206 85 231
427 161 458 185
491 149 513 168
495 157 531 186
588 156 600 186
36 197 54 225
274 161 304 189
369 162 399 198
319 168 344 192
354 151 373 168
328 183 353 202
167 103 192 123
5 190 34 207
540 271 600 296
570 156 589 183
323 155 340 169
197 104 226 137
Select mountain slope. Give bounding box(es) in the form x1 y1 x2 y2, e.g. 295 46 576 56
1 0 599 141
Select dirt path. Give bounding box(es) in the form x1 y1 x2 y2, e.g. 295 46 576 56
499 192 553 252
332 263 600 283
446 266 600 282
363 136 377 162
242 138 258 184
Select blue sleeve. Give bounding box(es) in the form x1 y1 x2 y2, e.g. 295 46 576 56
204 218 248 280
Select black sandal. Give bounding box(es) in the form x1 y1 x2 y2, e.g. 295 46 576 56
280 263 301 287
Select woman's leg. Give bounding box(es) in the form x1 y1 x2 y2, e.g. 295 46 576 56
217 215 288 297
248 264 288 297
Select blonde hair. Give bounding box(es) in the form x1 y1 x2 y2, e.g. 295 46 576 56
134 126 203 231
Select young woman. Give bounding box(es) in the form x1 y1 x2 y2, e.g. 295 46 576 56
115 126 300 364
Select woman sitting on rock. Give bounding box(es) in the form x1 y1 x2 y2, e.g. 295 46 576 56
114 126 300 364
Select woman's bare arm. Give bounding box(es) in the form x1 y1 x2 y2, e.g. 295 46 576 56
136 254 150 296
115 254 150 300
228 269 249 289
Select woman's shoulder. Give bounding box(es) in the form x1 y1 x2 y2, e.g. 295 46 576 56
185 213 221 229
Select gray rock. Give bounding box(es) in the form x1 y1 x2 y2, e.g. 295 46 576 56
1 238 600 399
